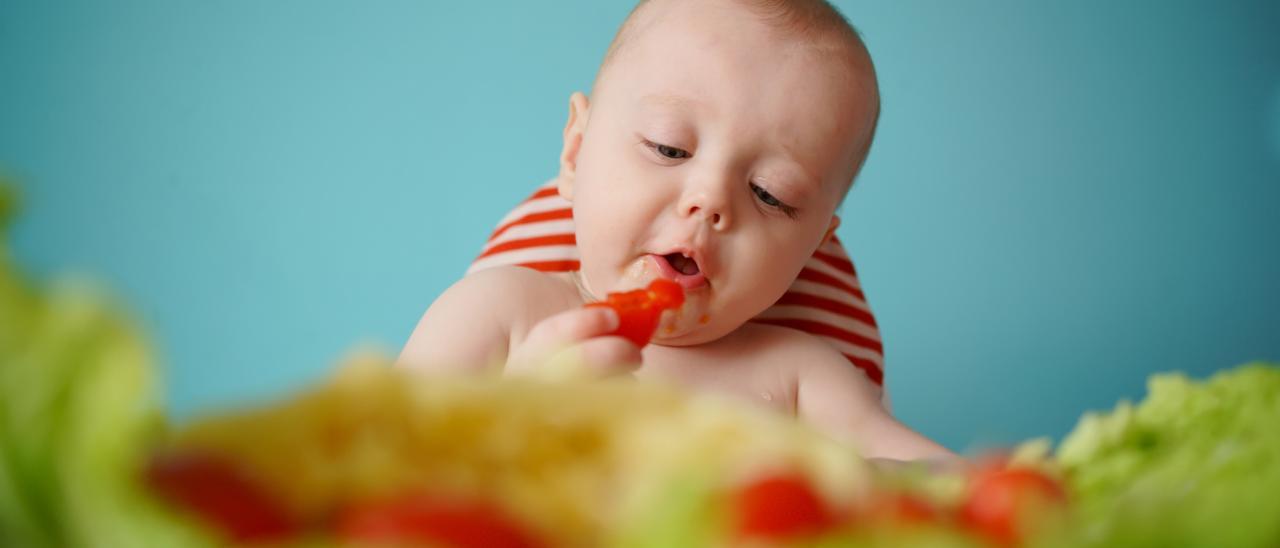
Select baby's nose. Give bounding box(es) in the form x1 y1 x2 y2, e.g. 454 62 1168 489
679 195 730 231
690 206 722 227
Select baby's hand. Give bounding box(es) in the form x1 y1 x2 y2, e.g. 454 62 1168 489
504 307 643 380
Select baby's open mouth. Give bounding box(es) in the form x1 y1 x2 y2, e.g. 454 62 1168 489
652 252 708 291
663 252 701 276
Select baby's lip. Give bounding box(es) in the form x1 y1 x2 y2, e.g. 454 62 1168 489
648 253 708 290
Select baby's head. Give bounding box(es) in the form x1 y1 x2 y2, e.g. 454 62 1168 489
557 0 879 345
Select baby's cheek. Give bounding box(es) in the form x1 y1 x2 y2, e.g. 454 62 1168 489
743 242 805 296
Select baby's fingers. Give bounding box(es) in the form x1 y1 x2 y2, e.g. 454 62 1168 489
578 336 643 376
525 306 619 348
506 307 624 378
540 336 641 381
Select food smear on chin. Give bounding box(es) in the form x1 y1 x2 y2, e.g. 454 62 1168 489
586 279 685 346
620 257 652 286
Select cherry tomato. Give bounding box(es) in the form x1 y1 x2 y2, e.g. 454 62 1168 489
143 450 297 543
337 493 543 548
958 467 1067 546
733 472 836 540
586 279 685 347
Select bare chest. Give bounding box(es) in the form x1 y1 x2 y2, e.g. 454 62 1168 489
635 324 801 415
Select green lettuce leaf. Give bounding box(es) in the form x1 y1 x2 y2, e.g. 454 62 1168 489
1053 363 1280 547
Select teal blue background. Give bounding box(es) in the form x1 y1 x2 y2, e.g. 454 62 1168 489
2 1 1277 452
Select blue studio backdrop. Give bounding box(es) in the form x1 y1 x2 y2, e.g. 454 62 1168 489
2 1 1278 451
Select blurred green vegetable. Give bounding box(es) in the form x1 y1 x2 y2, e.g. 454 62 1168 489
1051 363 1280 547
0 178 212 548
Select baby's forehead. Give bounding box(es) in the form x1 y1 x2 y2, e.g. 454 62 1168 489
596 1 878 190
598 0 878 127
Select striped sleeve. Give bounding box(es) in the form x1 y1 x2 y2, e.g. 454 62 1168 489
467 182 579 274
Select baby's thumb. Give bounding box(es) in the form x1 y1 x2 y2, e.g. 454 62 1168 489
541 336 642 381
527 306 619 348
507 306 639 380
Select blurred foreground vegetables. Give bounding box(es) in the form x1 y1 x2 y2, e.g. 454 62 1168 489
1 179 1277 547
0 183 214 547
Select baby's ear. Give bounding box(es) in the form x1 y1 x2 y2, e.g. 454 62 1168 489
823 214 841 244
557 92 591 201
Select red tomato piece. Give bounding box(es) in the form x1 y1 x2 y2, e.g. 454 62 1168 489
733 472 836 540
958 467 1067 546
647 278 685 309
585 279 685 347
143 450 298 543
337 493 543 548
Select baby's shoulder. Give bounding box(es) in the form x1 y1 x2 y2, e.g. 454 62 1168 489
398 267 581 373
450 266 583 327
453 264 545 286
455 265 576 298
446 265 580 308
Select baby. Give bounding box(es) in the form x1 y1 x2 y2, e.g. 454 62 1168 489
399 0 954 462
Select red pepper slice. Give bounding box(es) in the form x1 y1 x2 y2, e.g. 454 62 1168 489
143 450 298 543
732 472 836 540
337 493 543 548
585 279 685 347
958 467 1068 546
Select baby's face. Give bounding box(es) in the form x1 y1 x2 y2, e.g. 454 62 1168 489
562 0 877 345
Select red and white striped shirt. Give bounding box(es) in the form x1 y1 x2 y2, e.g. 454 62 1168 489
470 181 886 391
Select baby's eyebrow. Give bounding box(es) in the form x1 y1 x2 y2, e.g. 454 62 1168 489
639 92 704 113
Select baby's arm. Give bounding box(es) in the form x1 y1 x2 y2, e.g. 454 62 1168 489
793 338 957 463
397 267 520 374
397 267 641 378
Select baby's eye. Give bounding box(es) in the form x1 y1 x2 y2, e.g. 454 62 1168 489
645 140 691 160
750 182 799 219
750 183 781 207
657 144 688 159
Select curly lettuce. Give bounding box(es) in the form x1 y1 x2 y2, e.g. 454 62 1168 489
1052 363 1280 547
